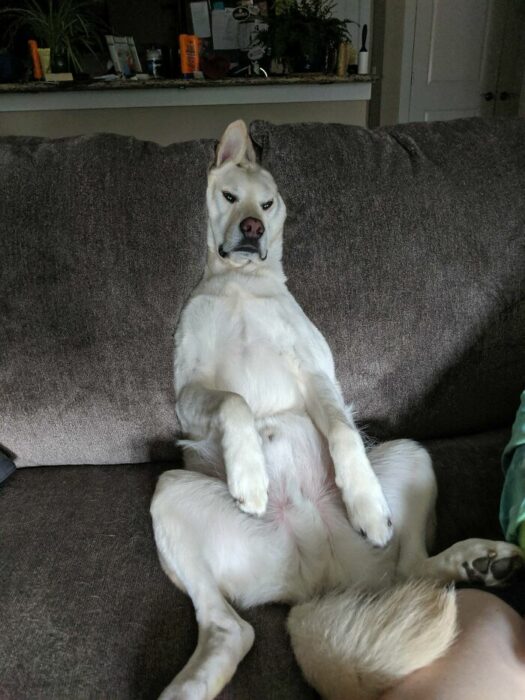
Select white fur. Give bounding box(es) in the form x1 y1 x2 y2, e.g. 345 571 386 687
151 120 524 700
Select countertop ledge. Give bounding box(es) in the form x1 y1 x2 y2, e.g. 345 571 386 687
0 73 375 94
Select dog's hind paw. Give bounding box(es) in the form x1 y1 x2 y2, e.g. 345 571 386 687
440 539 524 587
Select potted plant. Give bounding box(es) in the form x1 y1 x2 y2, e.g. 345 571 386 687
1 0 106 74
257 0 355 74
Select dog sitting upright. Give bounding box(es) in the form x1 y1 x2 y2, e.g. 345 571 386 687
151 120 523 700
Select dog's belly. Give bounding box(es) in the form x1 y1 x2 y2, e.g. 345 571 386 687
215 341 303 417
183 411 397 600
258 413 397 598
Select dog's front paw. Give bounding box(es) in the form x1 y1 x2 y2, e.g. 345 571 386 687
227 447 269 517
330 426 393 547
342 487 394 548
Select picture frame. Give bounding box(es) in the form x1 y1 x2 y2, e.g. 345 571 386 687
105 35 142 76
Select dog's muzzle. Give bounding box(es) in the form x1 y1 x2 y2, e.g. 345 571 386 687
219 217 267 260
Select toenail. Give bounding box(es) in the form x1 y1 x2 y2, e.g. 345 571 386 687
359 528 367 539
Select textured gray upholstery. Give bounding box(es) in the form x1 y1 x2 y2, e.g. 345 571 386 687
251 118 525 441
1 118 524 698
0 134 212 466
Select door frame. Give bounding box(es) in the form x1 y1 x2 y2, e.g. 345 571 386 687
398 0 418 123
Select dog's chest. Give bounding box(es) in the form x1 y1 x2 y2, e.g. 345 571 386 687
191 284 307 415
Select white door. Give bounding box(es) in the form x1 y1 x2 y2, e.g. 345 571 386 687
407 0 510 121
494 0 525 117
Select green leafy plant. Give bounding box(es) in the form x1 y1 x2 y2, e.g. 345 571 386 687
1 0 106 73
258 0 356 73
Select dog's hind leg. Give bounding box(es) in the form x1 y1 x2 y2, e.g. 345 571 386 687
369 440 525 586
368 439 437 580
157 586 252 700
150 469 290 700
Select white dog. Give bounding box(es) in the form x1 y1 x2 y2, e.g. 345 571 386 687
151 120 523 700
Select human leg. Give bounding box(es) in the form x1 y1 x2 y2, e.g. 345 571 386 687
382 588 525 700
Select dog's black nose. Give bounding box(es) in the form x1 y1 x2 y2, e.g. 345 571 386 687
240 217 265 239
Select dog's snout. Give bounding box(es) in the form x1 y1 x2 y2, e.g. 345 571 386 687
240 217 265 239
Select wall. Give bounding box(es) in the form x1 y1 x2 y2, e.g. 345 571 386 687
0 101 368 144
378 0 406 125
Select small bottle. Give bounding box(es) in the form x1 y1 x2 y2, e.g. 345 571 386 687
147 47 163 78
358 24 369 75
179 35 201 79
28 40 43 80
336 41 350 77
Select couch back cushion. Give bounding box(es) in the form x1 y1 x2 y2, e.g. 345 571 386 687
2 119 524 467
1 134 211 466
251 118 525 440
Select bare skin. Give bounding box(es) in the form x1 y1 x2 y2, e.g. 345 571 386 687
382 590 525 700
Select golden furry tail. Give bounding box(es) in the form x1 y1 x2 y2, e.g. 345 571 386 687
287 579 457 700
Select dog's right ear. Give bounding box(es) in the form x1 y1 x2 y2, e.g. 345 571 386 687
215 120 256 167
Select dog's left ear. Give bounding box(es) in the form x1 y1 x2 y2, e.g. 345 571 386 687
215 120 256 167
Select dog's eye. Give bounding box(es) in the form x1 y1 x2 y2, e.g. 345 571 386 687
262 200 273 211
222 191 237 204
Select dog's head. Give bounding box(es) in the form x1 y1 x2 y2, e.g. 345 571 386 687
207 120 286 269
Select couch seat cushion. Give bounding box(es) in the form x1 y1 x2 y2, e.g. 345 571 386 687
0 429 521 699
0 459 314 699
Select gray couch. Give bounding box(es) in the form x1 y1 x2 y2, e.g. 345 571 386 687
1 117 524 699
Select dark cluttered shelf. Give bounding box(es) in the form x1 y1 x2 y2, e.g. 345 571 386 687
0 73 375 94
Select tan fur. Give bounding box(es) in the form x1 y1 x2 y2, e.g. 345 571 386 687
287 580 458 700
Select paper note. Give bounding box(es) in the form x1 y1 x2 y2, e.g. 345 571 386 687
212 9 239 50
191 2 212 38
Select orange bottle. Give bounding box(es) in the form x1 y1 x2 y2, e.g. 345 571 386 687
179 34 200 79
28 40 43 80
